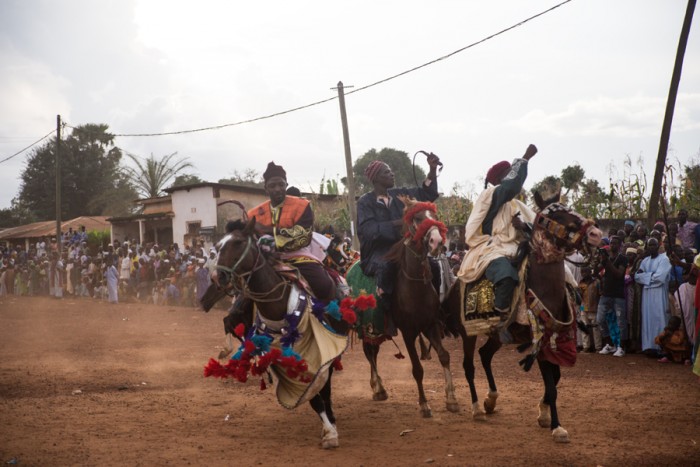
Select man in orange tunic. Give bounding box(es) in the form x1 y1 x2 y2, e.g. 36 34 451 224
247 161 336 301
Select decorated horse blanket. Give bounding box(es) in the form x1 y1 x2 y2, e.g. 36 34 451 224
345 261 390 344
204 286 349 409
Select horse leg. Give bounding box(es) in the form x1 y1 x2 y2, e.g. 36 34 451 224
426 326 459 413
418 334 432 360
459 329 485 420
402 331 432 417
537 359 569 443
362 341 388 401
479 335 502 414
309 372 339 449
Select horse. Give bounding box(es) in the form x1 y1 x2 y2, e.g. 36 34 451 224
205 217 354 449
348 196 459 417
442 191 602 442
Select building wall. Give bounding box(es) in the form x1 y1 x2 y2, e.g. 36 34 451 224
171 187 219 248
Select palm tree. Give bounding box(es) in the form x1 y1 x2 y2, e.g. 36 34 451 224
123 152 195 198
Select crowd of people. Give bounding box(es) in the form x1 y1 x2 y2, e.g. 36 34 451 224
0 233 219 309
1 157 699 374
439 211 700 366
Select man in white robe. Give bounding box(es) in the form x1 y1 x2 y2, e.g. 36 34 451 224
458 144 538 316
106 260 119 304
635 238 673 352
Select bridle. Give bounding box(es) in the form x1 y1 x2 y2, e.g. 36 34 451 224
401 205 447 284
215 233 288 302
534 203 594 252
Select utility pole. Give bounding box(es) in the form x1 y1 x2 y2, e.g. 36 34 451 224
648 0 696 224
56 114 62 253
333 81 359 250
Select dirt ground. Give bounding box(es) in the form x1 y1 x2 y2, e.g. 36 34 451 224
0 296 698 467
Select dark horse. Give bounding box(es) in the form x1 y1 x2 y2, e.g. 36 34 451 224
349 196 459 417
208 217 351 449
442 191 602 442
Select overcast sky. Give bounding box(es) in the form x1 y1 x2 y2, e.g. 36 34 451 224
1 0 699 213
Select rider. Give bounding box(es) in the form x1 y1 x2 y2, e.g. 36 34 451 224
247 161 336 301
457 144 538 318
357 153 442 311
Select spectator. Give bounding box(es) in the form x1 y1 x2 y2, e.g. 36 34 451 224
596 236 628 357
635 237 673 355
655 316 691 363
578 266 602 352
677 208 697 250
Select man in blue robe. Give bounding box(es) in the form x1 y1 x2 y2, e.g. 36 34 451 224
634 237 673 352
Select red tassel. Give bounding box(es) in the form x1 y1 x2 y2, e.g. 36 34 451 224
332 358 343 371
260 378 267 390
394 352 405 359
234 323 245 337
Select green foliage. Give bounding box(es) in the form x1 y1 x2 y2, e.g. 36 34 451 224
86 229 111 254
560 164 585 197
172 174 204 187
679 160 700 216
435 182 473 226
0 198 37 228
606 155 648 219
353 148 427 194
123 152 194 198
310 196 351 234
318 174 340 195
19 124 133 220
218 168 263 187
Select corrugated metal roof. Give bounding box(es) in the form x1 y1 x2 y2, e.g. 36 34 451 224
0 216 110 241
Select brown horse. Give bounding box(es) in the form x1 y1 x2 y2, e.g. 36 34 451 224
208 217 351 449
442 191 602 442
351 196 459 417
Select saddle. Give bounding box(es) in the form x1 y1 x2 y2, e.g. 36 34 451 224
458 258 529 337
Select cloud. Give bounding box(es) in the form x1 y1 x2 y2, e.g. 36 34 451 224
511 93 700 138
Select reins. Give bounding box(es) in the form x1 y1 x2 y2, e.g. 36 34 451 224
217 234 290 302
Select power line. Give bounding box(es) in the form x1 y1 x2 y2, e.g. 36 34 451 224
76 0 572 138
0 129 55 164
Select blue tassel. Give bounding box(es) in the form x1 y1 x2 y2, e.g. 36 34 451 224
251 334 273 353
232 347 243 360
325 301 341 320
282 346 302 361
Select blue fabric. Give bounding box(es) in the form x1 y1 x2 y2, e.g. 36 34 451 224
635 253 672 351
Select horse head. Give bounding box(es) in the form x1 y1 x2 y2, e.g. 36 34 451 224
212 217 262 293
398 195 447 256
324 234 349 272
532 191 602 255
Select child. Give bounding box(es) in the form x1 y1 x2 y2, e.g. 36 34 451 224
654 316 690 363
578 266 602 352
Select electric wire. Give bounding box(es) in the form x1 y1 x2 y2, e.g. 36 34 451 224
0 129 55 164
65 0 573 138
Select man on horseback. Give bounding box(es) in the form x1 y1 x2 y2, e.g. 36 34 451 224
357 153 442 312
457 144 538 319
247 161 336 301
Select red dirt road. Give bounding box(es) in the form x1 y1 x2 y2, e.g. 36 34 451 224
1 296 698 466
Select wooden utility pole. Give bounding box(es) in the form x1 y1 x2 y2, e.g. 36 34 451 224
334 81 359 250
55 114 62 253
648 0 696 224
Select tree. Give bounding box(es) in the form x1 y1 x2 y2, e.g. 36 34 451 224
530 175 561 199
352 148 427 194
560 164 585 199
19 124 134 220
123 152 194 198
218 169 263 187
172 174 204 188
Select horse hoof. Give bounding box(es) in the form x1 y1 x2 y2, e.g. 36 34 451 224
537 399 550 428
472 402 486 421
446 402 460 413
420 405 433 418
552 426 570 443
321 426 339 449
484 391 498 414
372 390 388 401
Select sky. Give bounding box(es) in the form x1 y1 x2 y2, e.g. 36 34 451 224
1 0 699 212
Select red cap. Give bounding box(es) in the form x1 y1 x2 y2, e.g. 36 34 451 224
486 161 511 185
